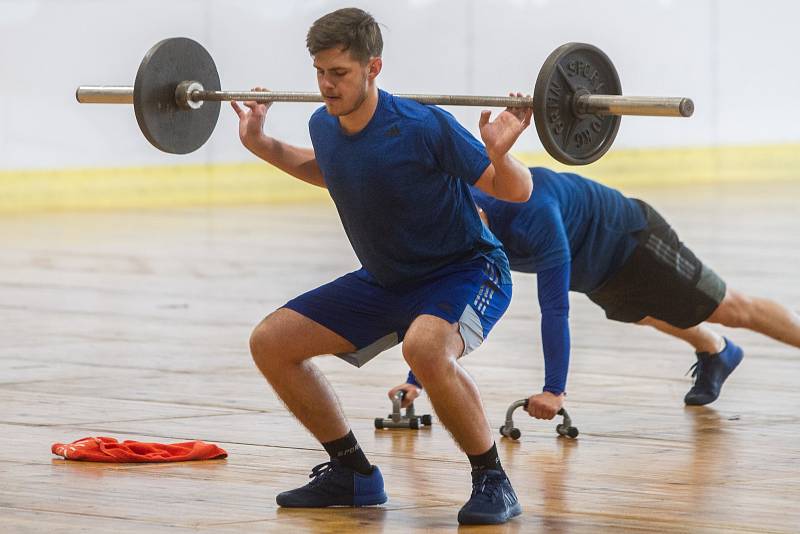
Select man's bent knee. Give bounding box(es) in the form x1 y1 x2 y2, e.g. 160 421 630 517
402 315 463 379
249 308 355 371
249 310 287 371
708 289 752 328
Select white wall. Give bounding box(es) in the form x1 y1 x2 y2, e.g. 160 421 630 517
1 0 798 170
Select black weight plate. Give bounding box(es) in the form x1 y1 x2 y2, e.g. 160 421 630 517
133 37 220 154
533 43 622 165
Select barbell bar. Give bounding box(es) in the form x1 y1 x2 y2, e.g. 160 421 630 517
77 86 693 118
75 38 695 164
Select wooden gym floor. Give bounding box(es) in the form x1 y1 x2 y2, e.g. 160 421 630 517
1 179 799 533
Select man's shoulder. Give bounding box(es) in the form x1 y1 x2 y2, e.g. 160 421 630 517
309 105 333 128
532 168 592 206
534 166 629 202
383 91 438 126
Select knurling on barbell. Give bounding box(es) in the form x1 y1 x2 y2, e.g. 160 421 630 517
76 37 694 164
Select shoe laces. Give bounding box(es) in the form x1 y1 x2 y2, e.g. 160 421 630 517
686 358 715 390
308 461 336 485
686 360 701 380
470 471 504 500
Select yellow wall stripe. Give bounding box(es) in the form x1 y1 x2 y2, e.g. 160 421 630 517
519 143 800 187
0 144 798 214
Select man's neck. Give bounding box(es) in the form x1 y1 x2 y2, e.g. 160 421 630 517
338 86 379 135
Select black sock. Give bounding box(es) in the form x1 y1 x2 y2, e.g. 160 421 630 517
322 430 372 475
468 443 503 473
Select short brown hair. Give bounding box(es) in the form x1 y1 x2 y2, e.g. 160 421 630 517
306 7 383 64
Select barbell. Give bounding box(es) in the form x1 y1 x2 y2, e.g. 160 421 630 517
76 37 694 165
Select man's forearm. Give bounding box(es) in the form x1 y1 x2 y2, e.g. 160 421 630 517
538 263 572 395
541 311 570 395
245 135 325 188
488 153 532 202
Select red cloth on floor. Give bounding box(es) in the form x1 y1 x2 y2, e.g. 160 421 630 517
51 436 228 462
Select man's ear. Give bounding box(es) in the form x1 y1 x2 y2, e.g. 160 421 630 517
367 57 382 80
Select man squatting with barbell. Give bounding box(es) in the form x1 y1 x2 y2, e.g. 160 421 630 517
232 7 533 526
390 167 800 421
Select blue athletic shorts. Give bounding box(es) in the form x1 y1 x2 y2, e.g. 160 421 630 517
283 257 512 367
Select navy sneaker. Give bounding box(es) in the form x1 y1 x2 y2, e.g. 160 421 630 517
276 460 387 507
685 337 744 406
457 469 522 525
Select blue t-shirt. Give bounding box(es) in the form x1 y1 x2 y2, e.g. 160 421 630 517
309 89 509 288
471 167 646 293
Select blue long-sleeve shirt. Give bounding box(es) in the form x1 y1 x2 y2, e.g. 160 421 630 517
537 263 571 394
406 168 646 395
